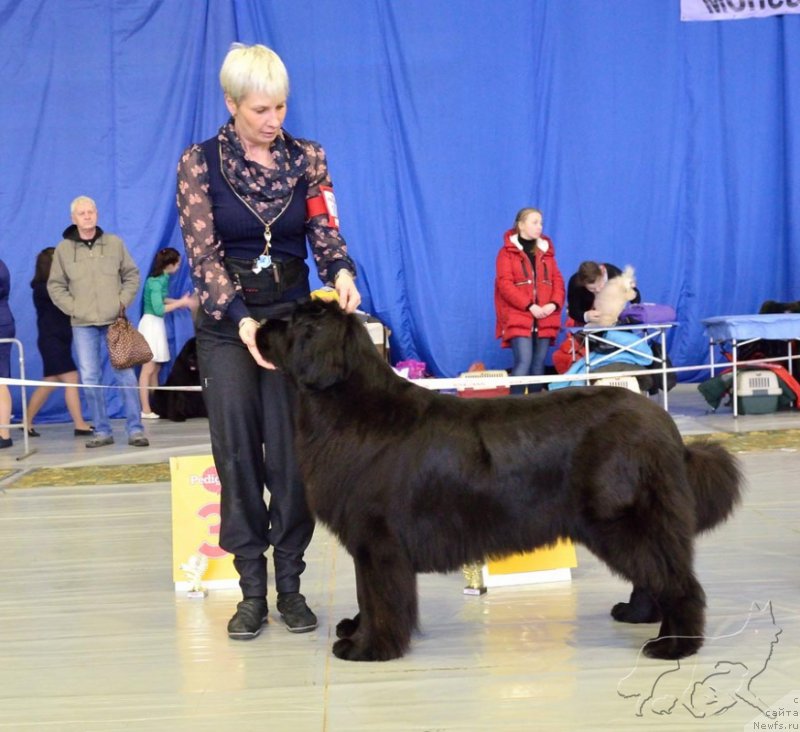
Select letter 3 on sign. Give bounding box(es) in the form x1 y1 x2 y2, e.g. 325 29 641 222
197 503 227 558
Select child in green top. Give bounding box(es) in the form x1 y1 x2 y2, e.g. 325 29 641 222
137 248 195 418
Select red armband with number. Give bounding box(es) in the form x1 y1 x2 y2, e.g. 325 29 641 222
306 186 339 229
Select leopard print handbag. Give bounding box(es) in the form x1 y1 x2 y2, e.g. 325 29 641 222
106 307 153 370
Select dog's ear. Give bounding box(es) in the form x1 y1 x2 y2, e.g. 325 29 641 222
288 301 352 389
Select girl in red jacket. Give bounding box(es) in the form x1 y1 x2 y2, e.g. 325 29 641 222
494 208 565 394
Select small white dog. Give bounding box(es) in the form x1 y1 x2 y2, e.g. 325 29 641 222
590 266 637 326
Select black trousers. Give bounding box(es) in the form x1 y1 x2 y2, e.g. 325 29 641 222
195 308 313 598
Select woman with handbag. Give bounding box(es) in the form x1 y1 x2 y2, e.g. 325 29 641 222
176 43 360 640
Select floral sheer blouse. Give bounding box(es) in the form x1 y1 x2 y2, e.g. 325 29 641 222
176 131 354 321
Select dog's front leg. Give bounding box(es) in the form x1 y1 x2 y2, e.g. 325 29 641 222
332 542 418 662
336 564 363 639
335 613 360 639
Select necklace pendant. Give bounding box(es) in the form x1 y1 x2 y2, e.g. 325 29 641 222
252 254 272 274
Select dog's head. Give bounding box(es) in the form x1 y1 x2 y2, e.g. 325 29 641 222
619 266 637 301
256 300 367 390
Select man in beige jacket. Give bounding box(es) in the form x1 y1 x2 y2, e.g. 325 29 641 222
48 196 148 447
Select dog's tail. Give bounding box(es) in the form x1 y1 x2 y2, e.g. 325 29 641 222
685 440 743 533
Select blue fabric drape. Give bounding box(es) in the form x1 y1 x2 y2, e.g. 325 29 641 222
1 1 798 421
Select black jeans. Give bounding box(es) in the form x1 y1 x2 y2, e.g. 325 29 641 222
195 306 313 598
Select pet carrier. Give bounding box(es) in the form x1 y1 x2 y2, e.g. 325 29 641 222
593 375 641 394
457 370 511 398
736 369 781 415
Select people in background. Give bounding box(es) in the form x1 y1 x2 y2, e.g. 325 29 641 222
48 196 149 448
25 247 94 437
0 257 15 448
137 247 195 419
494 207 565 394
566 261 641 326
176 43 360 640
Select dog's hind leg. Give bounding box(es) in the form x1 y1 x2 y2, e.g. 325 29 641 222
581 440 708 659
642 572 706 660
333 532 418 661
588 526 705 659
611 586 662 624
609 555 705 659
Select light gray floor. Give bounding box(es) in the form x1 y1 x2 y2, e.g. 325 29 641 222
1 385 798 731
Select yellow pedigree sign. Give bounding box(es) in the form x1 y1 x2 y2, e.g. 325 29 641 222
170 455 236 586
486 540 577 577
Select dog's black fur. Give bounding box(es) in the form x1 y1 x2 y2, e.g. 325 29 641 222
256 300 743 662
151 337 207 422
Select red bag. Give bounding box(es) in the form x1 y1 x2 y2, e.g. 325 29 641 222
553 332 585 374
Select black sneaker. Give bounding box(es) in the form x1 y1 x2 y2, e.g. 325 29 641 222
227 598 268 640
276 592 318 633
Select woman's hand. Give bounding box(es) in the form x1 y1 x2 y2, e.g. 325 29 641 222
530 303 556 319
238 317 275 369
334 270 361 313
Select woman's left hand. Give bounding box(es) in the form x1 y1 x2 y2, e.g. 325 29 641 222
238 318 276 369
334 271 361 313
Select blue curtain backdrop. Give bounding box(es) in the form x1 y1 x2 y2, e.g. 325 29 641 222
1 0 798 421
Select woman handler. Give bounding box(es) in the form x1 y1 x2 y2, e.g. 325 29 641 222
176 43 360 640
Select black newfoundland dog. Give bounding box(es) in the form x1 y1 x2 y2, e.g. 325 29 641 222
256 300 742 662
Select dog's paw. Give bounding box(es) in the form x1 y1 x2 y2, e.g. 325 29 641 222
332 637 403 662
336 614 360 639
611 601 662 624
642 635 702 660
332 638 357 659
333 638 403 661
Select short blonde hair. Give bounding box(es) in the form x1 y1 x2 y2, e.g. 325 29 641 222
220 43 289 103
70 196 97 215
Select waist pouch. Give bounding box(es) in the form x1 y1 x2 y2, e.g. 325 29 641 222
226 256 308 306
